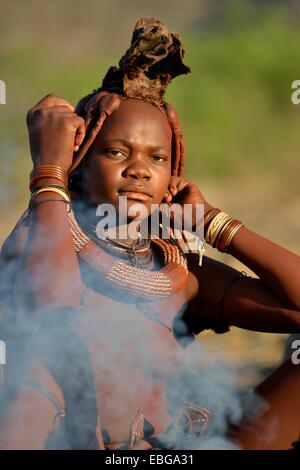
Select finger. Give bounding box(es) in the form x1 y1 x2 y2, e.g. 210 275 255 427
74 128 85 145
170 185 178 197
32 94 75 113
169 176 182 195
44 105 76 115
73 116 86 150
55 104 76 112
163 190 172 204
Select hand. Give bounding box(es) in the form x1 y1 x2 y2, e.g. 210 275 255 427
26 94 86 171
163 179 215 231
165 179 213 210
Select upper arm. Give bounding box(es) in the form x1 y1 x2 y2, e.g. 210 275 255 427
0 219 29 307
186 254 300 334
186 253 242 324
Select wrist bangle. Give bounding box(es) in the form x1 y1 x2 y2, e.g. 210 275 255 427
204 208 221 236
205 210 245 252
206 212 230 245
31 186 70 203
31 184 70 199
212 218 232 248
219 222 244 252
30 164 68 191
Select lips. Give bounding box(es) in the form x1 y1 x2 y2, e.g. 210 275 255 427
118 186 152 202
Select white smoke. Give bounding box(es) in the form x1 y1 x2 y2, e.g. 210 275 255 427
0 202 267 450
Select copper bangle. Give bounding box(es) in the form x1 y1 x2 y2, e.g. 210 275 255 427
221 223 244 252
216 219 239 251
212 218 234 248
211 214 231 247
30 164 68 191
217 221 244 252
215 218 234 247
213 218 237 250
30 174 66 191
220 220 242 248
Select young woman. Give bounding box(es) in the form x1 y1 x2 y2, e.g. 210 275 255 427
0 17 299 450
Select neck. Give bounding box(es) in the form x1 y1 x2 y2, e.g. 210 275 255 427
104 224 142 246
72 201 145 246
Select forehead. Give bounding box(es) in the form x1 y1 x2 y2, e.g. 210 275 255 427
96 98 172 148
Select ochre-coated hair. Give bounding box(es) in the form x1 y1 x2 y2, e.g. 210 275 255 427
69 17 191 194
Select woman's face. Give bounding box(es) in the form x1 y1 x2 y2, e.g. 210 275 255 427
82 98 172 221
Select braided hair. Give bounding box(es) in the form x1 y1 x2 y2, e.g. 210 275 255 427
69 17 191 195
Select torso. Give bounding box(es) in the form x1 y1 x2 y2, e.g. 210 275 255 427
1 222 199 447
72 253 198 443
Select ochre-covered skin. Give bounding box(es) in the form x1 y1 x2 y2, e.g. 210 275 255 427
0 18 300 450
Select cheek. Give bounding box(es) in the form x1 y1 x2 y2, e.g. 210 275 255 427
95 161 121 192
83 158 120 203
152 170 171 201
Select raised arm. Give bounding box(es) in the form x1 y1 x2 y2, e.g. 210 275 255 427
15 94 85 310
172 181 300 334
221 226 300 331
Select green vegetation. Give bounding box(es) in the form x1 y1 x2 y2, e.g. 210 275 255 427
1 1 300 205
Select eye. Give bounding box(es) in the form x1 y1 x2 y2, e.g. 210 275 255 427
105 148 127 159
150 155 168 163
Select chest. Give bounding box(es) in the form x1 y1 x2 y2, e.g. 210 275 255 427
71 270 198 377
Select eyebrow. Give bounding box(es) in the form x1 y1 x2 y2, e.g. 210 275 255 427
106 139 168 153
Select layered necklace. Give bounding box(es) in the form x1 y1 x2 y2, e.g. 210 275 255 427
80 222 153 269
68 209 188 332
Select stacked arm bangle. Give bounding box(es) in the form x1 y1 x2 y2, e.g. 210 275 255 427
28 165 71 212
30 164 68 191
205 210 244 253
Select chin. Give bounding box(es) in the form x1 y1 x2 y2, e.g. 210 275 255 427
118 199 151 221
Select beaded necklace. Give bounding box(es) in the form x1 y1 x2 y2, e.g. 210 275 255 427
68 210 189 333
79 222 152 268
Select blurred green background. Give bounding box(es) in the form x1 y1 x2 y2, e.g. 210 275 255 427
1 0 300 383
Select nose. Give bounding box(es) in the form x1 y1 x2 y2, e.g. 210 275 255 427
123 155 151 180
